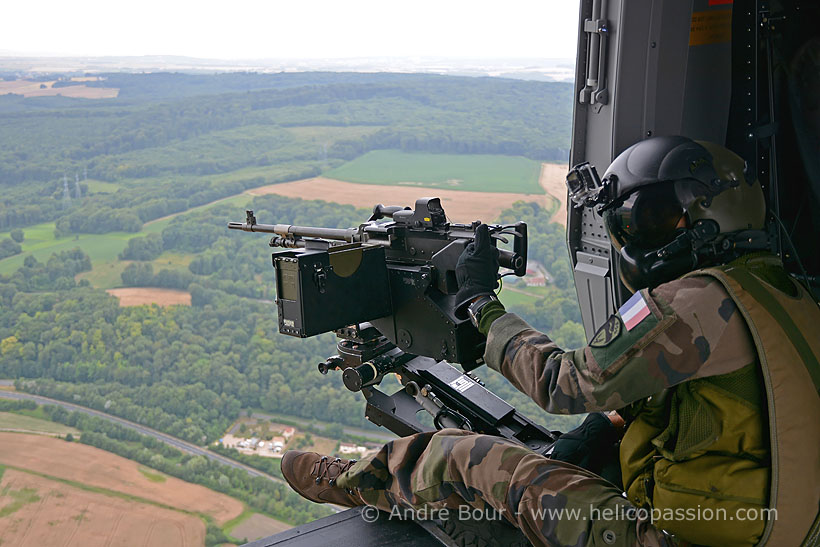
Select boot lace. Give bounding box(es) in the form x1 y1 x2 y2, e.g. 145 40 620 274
312 456 357 487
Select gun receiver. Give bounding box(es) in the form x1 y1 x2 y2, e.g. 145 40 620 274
229 197 556 452
229 197 526 369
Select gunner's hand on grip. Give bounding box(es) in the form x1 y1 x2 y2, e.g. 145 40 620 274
455 224 500 310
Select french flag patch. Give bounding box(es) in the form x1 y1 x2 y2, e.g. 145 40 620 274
618 291 651 331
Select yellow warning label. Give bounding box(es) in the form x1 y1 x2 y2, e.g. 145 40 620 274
689 9 732 46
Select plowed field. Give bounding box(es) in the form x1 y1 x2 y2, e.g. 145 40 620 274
0 80 119 98
246 161 567 224
107 287 191 307
0 469 204 547
0 433 242 524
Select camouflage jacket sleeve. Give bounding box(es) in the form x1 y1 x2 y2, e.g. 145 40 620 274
483 275 758 413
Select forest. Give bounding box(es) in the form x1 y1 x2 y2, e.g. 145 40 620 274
0 196 584 448
0 72 572 232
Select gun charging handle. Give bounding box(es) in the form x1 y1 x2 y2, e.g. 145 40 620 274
493 222 528 277
318 356 344 375
498 249 525 275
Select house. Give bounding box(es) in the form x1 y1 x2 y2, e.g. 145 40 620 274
339 443 369 455
526 275 546 287
339 443 358 454
282 427 296 440
272 436 285 453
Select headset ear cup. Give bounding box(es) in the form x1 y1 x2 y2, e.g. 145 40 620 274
617 245 648 293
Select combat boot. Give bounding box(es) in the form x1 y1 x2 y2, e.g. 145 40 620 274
281 451 363 506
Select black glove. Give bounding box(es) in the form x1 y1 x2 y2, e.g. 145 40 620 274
455 224 499 309
550 412 623 487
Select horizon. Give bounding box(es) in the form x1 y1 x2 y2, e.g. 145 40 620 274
4 1 579 61
0 53 577 82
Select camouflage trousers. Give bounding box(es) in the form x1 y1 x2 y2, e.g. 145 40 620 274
336 428 673 547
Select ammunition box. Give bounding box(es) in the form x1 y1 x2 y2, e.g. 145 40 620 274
273 243 392 337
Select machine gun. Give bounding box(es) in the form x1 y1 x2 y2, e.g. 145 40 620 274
229 197 558 455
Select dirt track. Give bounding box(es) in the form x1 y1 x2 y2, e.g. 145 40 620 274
246 177 549 223
0 468 204 547
0 432 243 524
107 287 191 307
539 162 568 226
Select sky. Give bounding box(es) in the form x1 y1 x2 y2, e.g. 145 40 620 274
3 0 579 60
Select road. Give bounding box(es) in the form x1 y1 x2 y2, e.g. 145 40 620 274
0 389 285 484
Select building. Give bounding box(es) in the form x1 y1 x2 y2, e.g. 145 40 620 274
272 436 285 453
524 261 549 287
339 443 368 455
282 427 296 440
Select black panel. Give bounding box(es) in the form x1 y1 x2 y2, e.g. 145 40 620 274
421 362 515 425
243 507 445 547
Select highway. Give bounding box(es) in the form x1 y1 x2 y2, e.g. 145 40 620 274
0 389 285 485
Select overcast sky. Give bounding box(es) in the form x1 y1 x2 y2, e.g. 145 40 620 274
3 0 579 59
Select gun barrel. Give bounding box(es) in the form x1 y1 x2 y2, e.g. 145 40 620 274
227 221 279 233
278 224 359 241
228 221 358 241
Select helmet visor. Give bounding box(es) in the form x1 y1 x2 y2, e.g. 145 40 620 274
603 182 685 252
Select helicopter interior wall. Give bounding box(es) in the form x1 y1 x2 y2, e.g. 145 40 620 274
725 0 820 297
784 35 820 294
771 3 820 295
569 0 738 337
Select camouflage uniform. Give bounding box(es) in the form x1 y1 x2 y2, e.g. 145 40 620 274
337 274 759 547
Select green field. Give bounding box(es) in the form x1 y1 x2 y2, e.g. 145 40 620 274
75 251 196 291
74 260 133 289
150 252 195 270
0 412 79 436
84 179 122 193
0 224 145 276
325 150 544 194
137 466 167 483
0 193 252 283
497 285 551 308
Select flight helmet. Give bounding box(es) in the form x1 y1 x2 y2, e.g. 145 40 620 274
567 136 768 291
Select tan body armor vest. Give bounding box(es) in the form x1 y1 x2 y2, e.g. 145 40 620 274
620 255 820 546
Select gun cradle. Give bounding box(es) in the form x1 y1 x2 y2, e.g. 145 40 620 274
232 198 555 459
361 355 558 456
